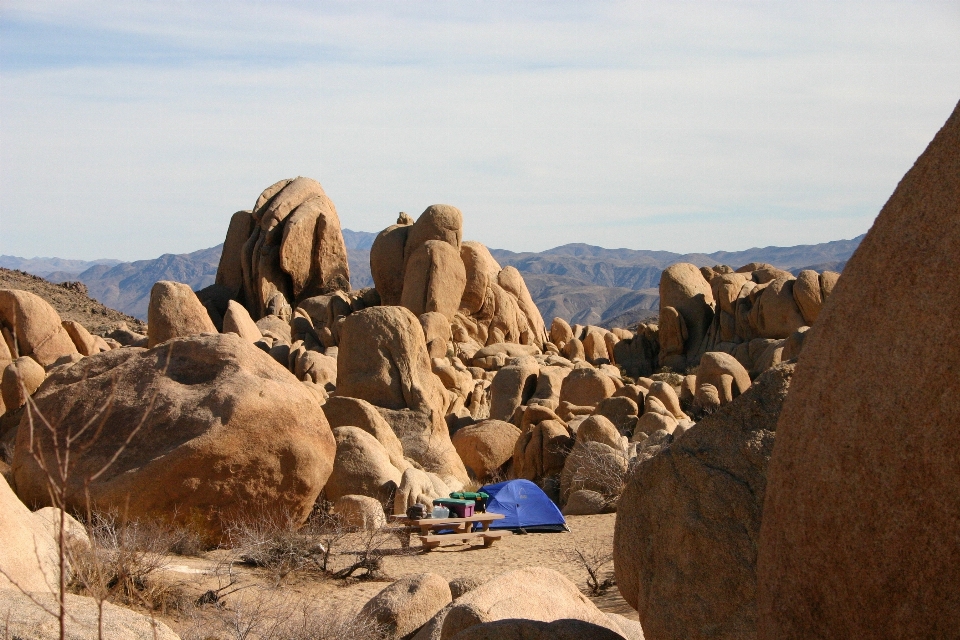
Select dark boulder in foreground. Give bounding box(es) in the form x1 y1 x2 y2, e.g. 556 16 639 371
758 99 960 638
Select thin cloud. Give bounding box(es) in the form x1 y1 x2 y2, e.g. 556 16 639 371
0 1 958 260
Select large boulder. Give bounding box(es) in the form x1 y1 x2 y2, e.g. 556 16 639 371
12 333 335 540
754 277 806 339
146 280 217 347
393 467 451 516
697 351 751 404
757 100 960 638
332 494 387 530
558 368 616 408
421 567 628 639
496 267 548 345
0 289 78 366
451 420 521 480
371 221 413 306
222 299 263 342
513 419 573 496
325 426 401 504
337 306 467 484
337 306 447 416
215 209 255 298
614 364 794 640
2 356 46 413
236 177 351 318
0 475 59 593
322 396 410 472
376 407 469 487
791 269 822 324
401 240 468 320
62 320 108 356
459 242 501 315
404 204 463 265
360 572 453 640
488 358 540 421
0 590 180 640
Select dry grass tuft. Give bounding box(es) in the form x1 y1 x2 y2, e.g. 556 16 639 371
179 592 388 640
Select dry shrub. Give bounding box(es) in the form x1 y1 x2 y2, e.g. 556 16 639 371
568 539 615 596
68 511 189 614
179 592 387 640
224 508 360 585
568 443 630 509
225 512 326 586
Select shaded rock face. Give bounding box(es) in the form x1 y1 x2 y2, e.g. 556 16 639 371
757 100 960 639
12 333 335 540
614 364 794 640
216 177 351 320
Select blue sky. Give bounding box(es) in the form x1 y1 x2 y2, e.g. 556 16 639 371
1 1 958 260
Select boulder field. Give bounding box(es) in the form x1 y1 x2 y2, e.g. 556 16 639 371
1 176 824 535
7 122 957 639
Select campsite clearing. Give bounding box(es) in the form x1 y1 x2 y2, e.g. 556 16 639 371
152 512 636 636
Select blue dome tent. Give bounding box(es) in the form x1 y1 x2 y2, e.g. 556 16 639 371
479 479 568 532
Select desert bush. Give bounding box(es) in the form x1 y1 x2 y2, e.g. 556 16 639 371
180 592 387 640
225 512 328 586
332 525 405 581
566 443 630 510
68 511 187 613
568 540 615 596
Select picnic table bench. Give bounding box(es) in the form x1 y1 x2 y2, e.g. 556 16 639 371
389 513 512 551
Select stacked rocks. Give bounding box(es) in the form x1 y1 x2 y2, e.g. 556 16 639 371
214 177 351 320
656 260 839 373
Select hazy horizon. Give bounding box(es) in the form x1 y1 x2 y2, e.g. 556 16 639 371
0 230 868 265
2 1 958 260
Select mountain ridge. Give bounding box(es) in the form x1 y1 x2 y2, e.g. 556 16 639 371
2 232 862 327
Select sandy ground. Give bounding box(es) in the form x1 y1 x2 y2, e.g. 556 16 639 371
151 512 636 637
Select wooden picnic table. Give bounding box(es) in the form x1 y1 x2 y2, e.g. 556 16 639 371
389 512 512 550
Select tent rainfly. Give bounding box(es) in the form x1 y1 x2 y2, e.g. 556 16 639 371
480 479 568 532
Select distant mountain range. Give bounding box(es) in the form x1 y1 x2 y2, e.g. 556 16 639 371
1 232 863 327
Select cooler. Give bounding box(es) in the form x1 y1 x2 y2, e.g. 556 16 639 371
449 491 489 512
433 498 475 518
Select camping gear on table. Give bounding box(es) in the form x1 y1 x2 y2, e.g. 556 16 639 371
433 498 475 518
449 491 489 512
388 512 511 551
431 505 451 519
407 503 429 520
479 479 568 532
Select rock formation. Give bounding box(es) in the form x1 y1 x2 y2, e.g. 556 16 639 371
757 99 960 638
11 333 335 539
215 177 351 320
614 364 793 640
